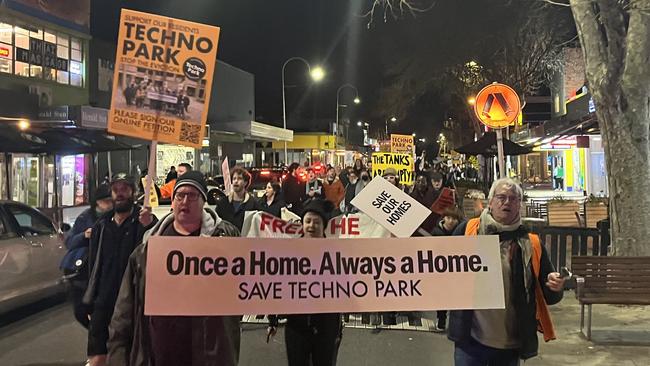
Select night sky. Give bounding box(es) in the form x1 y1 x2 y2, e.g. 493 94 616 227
92 0 387 131
91 1 575 141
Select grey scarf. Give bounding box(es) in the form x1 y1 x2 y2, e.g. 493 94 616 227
478 209 533 300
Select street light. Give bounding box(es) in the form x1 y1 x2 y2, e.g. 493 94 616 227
467 97 476 106
282 57 324 164
385 117 397 135
17 120 30 130
336 83 361 147
357 121 363 127
412 133 416 137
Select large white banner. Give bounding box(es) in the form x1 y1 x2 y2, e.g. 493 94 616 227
145 235 505 316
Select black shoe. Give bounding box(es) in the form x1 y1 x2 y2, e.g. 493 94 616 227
436 318 446 332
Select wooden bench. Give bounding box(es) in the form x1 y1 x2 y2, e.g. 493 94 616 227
572 256 650 340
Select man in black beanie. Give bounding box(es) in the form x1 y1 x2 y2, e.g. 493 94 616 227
108 170 241 366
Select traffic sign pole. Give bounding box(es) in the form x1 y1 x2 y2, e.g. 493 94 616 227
496 129 506 179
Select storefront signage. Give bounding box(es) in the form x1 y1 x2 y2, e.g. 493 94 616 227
390 134 414 154
370 152 415 186
0 46 10 58
536 136 577 151
38 106 69 120
351 176 430 238
15 38 69 71
144 235 505 316
108 9 220 148
80 106 108 129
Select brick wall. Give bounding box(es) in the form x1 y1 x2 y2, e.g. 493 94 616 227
563 48 586 99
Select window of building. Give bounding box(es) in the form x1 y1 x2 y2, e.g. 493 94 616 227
0 23 12 44
1 23 84 86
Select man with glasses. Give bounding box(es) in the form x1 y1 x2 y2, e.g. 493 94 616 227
108 171 241 366
449 177 566 366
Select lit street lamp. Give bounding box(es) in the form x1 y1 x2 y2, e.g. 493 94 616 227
336 84 361 147
385 117 397 135
282 57 324 164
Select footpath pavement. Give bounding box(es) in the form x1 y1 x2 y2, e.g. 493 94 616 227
1 293 648 365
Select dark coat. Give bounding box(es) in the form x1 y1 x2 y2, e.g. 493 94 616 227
410 187 438 232
107 209 241 366
84 206 157 356
281 175 306 214
258 195 285 218
447 220 563 360
214 192 260 232
60 208 97 272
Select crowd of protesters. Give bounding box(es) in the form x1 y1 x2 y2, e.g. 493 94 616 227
62 156 565 366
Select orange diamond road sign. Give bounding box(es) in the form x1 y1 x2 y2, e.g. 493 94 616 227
474 83 521 129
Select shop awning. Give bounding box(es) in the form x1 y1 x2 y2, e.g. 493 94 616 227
218 121 293 142
0 125 134 154
454 132 532 156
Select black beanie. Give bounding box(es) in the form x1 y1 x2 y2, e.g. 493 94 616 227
301 199 335 228
173 170 208 201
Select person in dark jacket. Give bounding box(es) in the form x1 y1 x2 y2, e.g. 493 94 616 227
259 181 285 218
268 199 343 366
107 171 241 366
449 178 565 365
61 184 113 329
430 207 463 332
282 163 307 215
411 172 437 233
215 167 259 231
83 173 157 366
165 166 177 183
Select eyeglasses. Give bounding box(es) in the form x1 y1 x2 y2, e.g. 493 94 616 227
494 194 521 204
175 192 201 202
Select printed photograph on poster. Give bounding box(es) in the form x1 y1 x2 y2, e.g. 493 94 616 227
108 9 220 148
113 66 203 122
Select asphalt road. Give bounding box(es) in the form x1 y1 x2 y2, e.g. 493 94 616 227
0 298 453 366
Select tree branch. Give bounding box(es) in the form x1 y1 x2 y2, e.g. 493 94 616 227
569 0 610 87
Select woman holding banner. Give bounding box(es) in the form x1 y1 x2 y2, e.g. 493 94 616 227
268 198 343 366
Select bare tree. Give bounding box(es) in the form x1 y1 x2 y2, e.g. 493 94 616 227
569 0 650 255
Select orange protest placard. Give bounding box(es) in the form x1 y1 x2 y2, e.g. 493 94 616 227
474 83 521 129
144 236 505 316
108 9 220 148
390 134 414 154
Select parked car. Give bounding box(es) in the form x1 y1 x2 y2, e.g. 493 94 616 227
0 201 68 313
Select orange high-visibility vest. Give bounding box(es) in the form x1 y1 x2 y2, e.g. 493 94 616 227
465 218 556 342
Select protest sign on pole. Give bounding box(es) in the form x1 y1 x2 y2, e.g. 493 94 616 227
222 156 232 195
108 9 220 148
371 152 415 186
390 134 414 154
144 235 505 316
107 9 220 206
351 177 431 238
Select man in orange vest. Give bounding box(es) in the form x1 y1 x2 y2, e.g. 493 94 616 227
448 177 565 365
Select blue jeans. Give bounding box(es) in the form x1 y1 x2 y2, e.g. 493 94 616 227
454 338 520 366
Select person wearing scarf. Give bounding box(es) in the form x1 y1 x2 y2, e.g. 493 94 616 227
448 178 565 365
